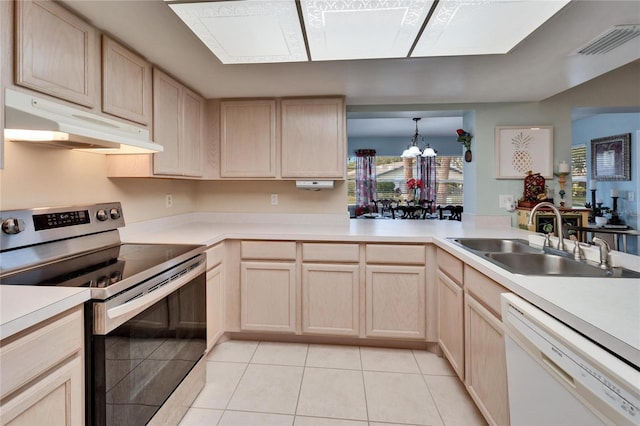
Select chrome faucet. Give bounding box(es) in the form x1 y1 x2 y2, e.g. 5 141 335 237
528 202 566 252
592 237 611 269
570 235 584 260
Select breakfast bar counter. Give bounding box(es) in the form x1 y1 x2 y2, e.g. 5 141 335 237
117 212 640 370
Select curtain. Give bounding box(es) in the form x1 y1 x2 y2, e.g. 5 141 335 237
417 156 436 204
355 149 377 216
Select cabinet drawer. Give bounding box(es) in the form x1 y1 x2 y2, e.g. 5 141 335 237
464 265 509 319
241 241 296 260
1 306 83 398
302 243 359 262
437 248 463 284
366 244 425 265
206 243 224 268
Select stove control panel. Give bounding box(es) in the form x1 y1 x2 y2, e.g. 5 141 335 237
0 202 125 252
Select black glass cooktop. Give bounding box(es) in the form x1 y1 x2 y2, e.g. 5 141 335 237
0 243 203 289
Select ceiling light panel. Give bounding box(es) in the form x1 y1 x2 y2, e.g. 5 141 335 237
301 0 435 61
168 1 307 64
411 0 570 57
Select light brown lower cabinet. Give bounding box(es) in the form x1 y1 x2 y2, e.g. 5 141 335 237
206 264 224 350
464 293 510 426
206 243 225 350
301 263 360 336
0 306 84 426
240 261 296 333
365 265 426 339
437 270 464 379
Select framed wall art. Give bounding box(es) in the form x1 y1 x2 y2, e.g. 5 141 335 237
495 126 553 179
591 133 631 181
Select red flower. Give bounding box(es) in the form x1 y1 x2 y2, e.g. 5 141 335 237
456 129 465 136
407 178 422 189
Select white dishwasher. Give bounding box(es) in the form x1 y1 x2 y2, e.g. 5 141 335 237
501 293 640 425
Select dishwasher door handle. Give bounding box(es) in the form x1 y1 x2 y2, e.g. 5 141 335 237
541 351 576 388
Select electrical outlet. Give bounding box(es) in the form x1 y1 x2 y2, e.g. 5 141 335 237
628 191 635 202
499 194 514 208
270 194 278 205
165 194 173 208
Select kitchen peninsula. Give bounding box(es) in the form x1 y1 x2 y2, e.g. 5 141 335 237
2 211 639 425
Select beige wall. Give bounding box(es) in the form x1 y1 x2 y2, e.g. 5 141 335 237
0 142 196 223
195 180 347 214
0 141 346 222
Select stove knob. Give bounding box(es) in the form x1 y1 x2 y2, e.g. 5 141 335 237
109 208 121 220
96 209 108 221
96 276 110 288
2 218 25 235
109 271 122 283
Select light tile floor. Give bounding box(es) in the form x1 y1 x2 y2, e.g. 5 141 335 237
180 341 486 426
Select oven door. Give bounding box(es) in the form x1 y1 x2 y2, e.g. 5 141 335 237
87 254 207 426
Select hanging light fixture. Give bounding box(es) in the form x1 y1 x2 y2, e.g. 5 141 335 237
401 117 437 158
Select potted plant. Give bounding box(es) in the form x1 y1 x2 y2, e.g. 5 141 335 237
456 129 473 162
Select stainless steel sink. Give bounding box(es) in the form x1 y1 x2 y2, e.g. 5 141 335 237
485 253 640 278
448 237 640 278
451 238 544 254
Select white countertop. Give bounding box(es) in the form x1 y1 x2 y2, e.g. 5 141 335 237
120 212 639 368
2 212 638 370
0 286 90 339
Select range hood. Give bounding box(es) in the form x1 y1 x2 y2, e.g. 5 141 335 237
3 89 163 154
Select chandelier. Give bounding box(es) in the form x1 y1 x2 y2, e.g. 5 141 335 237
401 118 437 158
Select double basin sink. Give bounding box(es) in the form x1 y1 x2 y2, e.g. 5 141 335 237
449 238 640 278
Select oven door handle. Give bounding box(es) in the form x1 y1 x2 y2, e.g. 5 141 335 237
94 259 206 334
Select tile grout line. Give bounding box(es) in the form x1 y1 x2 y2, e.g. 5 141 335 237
217 340 261 425
358 346 371 425
413 350 447 426
292 343 311 421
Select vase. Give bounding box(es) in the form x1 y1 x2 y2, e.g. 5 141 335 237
595 216 607 226
464 149 472 162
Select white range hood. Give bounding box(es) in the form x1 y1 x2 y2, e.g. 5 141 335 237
3 89 163 154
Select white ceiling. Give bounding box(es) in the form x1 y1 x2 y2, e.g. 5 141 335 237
61 0 640 138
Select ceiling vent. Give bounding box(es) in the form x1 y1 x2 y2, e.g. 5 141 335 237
574 24 640 55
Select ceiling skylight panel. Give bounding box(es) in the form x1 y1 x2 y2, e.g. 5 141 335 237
168 1 307 64
301 0 435 61
411 0 571 57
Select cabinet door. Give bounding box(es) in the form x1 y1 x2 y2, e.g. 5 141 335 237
437 270 464 380
101 36 152 125
280 97 346 178
1 354 83 426
220 100 277 178
302 263 359 336
365 265 426 339
153 69 181 175
181 88 204 177
15 0 96 107
240 261 296 333
206 264 224 351
464 293 510 426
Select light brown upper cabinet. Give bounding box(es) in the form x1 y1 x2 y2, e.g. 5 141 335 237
15 0 97 108
101 36 152 126
220 100 277 178
280 97 346 179
153 68 203 177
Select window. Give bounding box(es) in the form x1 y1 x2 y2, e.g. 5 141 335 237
348 155 463 206
571 144 587 207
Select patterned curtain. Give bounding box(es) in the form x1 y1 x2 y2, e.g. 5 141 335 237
355 149 377 216
417 156 436 203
